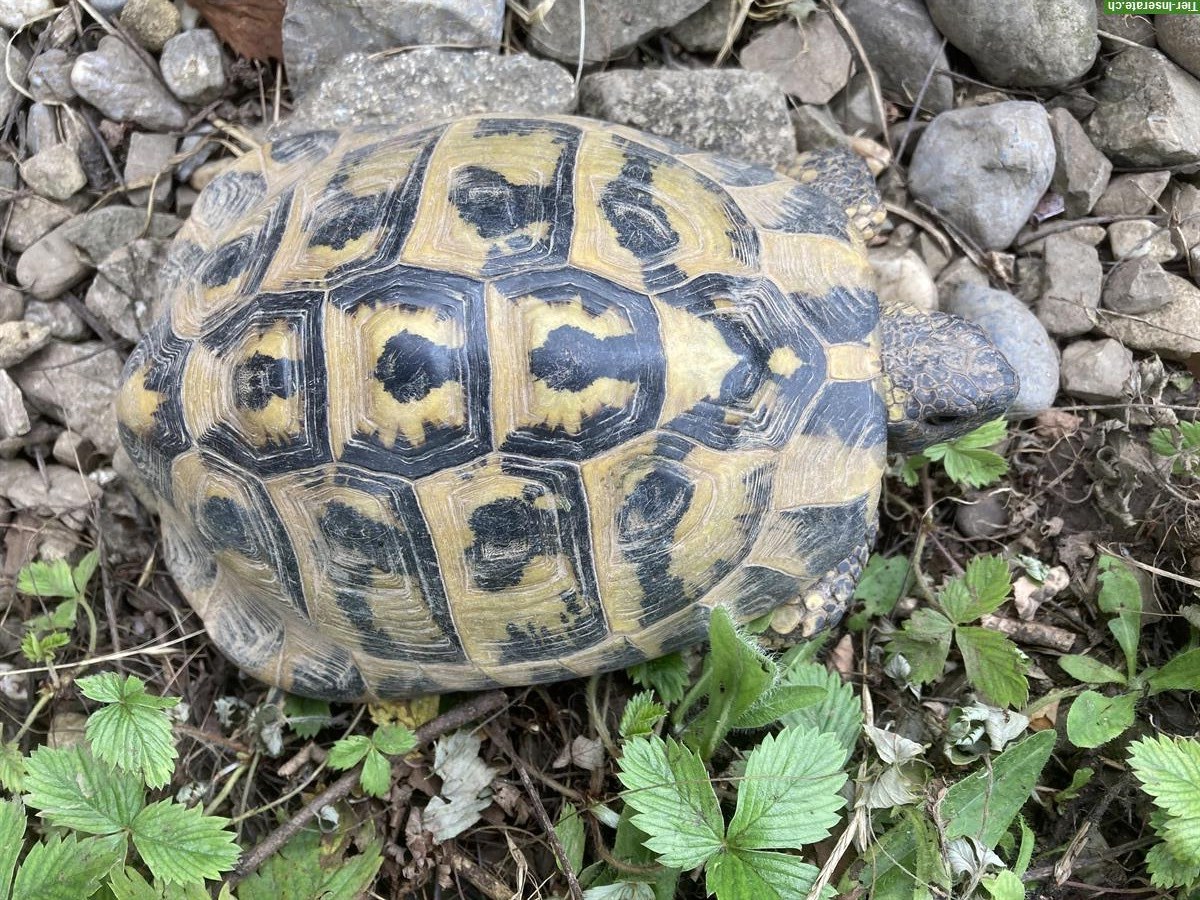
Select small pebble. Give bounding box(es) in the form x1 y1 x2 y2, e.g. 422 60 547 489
955 490 1010 538
741 13 851 105
1060 338 1133 403
27 48 76 102
19 143 86 201
1036 233 1102 338
16 231 88 300
71 35 187 131
869 246 938 314
124 131 176 210
525 0 704 64
1091 171 1171 216
24 297 88 340
1103 256 1172 315
0 319 50 368
1108 220 1178 263
11 341 125 455
53 430 100 471
119 0 181 52
160 28 227 104
840 0 954 113
1157 13 1200 79
0 0 53 30
1167 182 1200 268
1048 107 1111 217
0 284 23 322
670 0 738 54
1097 273 1200 360
0 369 28 438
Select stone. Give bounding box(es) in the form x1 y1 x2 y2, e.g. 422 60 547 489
0 370 28 438
840 0 954 113
936 256 990 295
283 0 507 95
956 491 1010 538
1167 181 1200 269
56 206 180 264
1091 171 1171 216
0 284 23 322
670 0 738 53
0 0 52 30
0 34 28 125
53 431 100 471
791 104 848 150
71 35 187 131
943 283 1060 419
927 0 1098 88
5 196 72 252
282 49 575 135
88 0 127 15
59 112 107 190
580 68 794 167
0 458 102 522
527 0 706 64
16 232 86 300
11 341 125 455
869 246 938 314
1048 108 1111 217
833 73 882 139
1157 13 1200 79
740 14 850 105
1061 339 1133 403
28 48 76 102
1097 2 1155 48
160 28 227 104
1097 273 1200 360
1087 48 1200 167
1108 220 1178 263
908 102 1056 251
84 239 170 341
24 298 88 340
0 319 51 368
118 0 180 52
124 132 176 210
1036 234 1102 338
1103 256 1172 315
19 143 86 201
1014 257 1044 306
25 102 58 156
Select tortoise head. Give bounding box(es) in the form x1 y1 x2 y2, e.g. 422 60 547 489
880 305 1020 453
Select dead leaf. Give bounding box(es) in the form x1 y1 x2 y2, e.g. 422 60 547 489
185 0 285 61
552 735 604 771
424 730 496 843
1034 408 1083 440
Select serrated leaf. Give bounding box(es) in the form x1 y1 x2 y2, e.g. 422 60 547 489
948 555 1011 624
1151 427 1180 457
11 832 125 900
732 684 824 730
1058 654 1127 686
236 829 383 900
619 691 667 739
956 626 1029 708
617 735 723 869
23 744 144 834
887 608 954 685
555 800 585 875
898 453 927 487
582 883 657 900
0 740 25 792
1130 736 1200 827
1180 420 1200 447
777 658 863 765
72 550 99 593
21 631 69 664
106 867 212 899
1097 556 1142 679
1066 690 1136 748
953 418 1009 450
327 734 371 771
627 653 689 706
859 807 948 897
282 694 332 739
358 749 392 798
924 423 1009 488
130 799 239 884
79 674 179 790
17 559 79 599
705 848 829 900
0 798 25 898
942 730 1055 849
1146 839 1200 889
1148 648 1200 694
726 726 846 850
848 554 912 629
373 724 416 757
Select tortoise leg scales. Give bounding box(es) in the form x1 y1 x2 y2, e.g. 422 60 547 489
762 522 877 645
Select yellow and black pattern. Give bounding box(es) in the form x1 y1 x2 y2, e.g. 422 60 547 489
116 114 888 700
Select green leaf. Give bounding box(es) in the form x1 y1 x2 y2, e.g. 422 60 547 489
130 799 240 884
583 883 658 900
0 739 25 792
887 609 954 685
25 599 78 635
924 420 1009 488
11 832 125 900
953 418 1009 450
555 800 585 875
616 735 723 869
955 626 1029 708
1148 648 1200 694
627 653 689 706
0 798 26 898
1054 768 1094 805
1014 816 1035 876
706 848 828 900
106 867 213 900
23 744 144 834
726 725 846 850
17 558 79 599
858 807 948 898
358 749 392 798
982 869 1026 900
327 734 371 771
72 550 99 594
21 630 69 664
939 555 1011 625
79 674 179 790
942 730 1055 849
1058 654 1127 686
1097 556 1142 679
1130 736 1200 852
282 694 332 739
732 685 824 730
1145 839 1200 890
619 691 667 739
898 453 927 487
1151 427 1180 458
235 829 383 900
777 656 863 765
372 724 416 757
847 554 912 630
1066 690 1136 748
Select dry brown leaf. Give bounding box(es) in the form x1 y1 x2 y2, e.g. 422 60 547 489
185 0 285 61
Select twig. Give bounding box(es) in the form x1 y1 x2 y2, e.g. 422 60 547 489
823 0 889 152
446 845 516 900
228 690 508 886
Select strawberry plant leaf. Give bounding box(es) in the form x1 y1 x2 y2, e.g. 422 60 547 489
130 798 240 884
1066 690 1136 748
79 674 179 790
956 626 1029 708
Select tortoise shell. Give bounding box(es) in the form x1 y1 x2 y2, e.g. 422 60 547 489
116 115 885 701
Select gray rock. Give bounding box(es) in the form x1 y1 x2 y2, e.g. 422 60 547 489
936 256 990 295
0 0 52 30
53 431 99 471
118 0 180 52
1168 181 1200 269
909 102 1056 251
791 103 848 150
5 195 72 252
927 0 1098 87
19 143 86 201
71 36 187 131
0 459 102 522
26 102 59 157
0 285 23 322
1014 256 1044 306
284 0 507 95
16 232 86 300
1087 48 1200 167
1108 220 1177 263
28 48 76 102
11 341 124 455
956 491 1009 538
160 28 227 104
59 111 108 190
0 34 28 125
670 0 738 53
1097 2 1156 48
283 49 574 134
1157 13 1200 79
527 0 706 64
84 239 169 341
1103 256 1172 315
24 298 88 340
1091 170 1171 216
580 68 794 167
1048 108 1110 217
869 246 938 314
1037 233 1102 337
740 14 850 105
944 283 1060 418
0 319 51 367
1097 273 1200 359
56 206 180 264
124 132 176 210
840 0 954 113
1061 338 1133 402
88 0 127 15
833 73 882 139
0 370 29 439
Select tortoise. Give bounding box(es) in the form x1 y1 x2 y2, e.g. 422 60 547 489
115 114 1018 701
